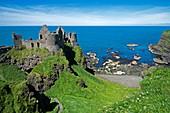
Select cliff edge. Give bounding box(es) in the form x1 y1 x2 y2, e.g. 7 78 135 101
149 30 170 65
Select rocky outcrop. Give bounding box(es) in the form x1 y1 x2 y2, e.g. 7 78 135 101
85 52 99 69
1 54 44 74
149 30 170 65
0 46 12 56
94 57 149 77
16 55 43 74
85 50 149 77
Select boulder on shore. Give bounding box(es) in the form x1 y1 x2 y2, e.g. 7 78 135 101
131 61 138 65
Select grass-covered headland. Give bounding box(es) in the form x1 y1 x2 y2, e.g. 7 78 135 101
0 44 170 113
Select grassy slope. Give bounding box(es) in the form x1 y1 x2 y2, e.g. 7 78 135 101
30 55 68 77
3 48 50 63
45 65 137 113
104 68 170 113
163 30 170 36
0 65 38 113
0 65 26 83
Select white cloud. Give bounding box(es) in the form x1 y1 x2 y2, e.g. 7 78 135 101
0 5 170 26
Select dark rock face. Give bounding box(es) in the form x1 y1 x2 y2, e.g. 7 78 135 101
149 30 170 65
27 72 59 92
15 55 43 74
0 46 12 56
0 54 44 74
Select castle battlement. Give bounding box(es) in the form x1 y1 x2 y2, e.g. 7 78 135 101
12 25 79 52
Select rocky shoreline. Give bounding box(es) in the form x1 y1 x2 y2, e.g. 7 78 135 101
86 51 150 77
85 30 170 77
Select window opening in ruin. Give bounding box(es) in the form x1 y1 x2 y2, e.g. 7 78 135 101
40 34 43 39
37 42 40 48
31 43 34 48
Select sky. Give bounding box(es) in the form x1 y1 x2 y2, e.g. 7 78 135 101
0 0 170 26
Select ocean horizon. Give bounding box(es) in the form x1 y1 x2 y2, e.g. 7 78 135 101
1 26 170 65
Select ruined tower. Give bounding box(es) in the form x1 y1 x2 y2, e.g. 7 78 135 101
12 33 22 48
70 32 79 48
39 25 50 40
46 33 60 52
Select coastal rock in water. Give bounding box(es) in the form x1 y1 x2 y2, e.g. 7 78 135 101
149 30 170 65
153 58 168 64
109 52 121 60
127 44 138 47
133 54 141 60
87 52 97 58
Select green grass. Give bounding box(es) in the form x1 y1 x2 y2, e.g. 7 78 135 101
0 65 26 83
30 50 69 77
163 30 170 36
0 81 15 113
73 46 85 66
12 81 38 113
164 38 170 46
3 48 50 63
158 46 166 52
45 65 137 113
104 68 170 113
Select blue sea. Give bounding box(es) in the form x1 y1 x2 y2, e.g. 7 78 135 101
1 26 170 66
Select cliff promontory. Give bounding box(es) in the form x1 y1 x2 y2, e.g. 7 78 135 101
149 30 170 65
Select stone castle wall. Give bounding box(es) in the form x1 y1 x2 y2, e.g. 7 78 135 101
22 40 46 49
12 25 79 52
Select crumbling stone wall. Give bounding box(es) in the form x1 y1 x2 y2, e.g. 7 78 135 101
39 25 50 40
12 33 22 48
70 32 79 47
12 25 79 52
22 40 46 49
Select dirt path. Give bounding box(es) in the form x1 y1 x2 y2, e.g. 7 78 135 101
96 74 143 88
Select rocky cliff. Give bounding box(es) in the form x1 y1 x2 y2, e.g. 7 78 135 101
149 30 170 65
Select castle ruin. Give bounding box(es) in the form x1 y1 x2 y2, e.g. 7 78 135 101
12 25 79 52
